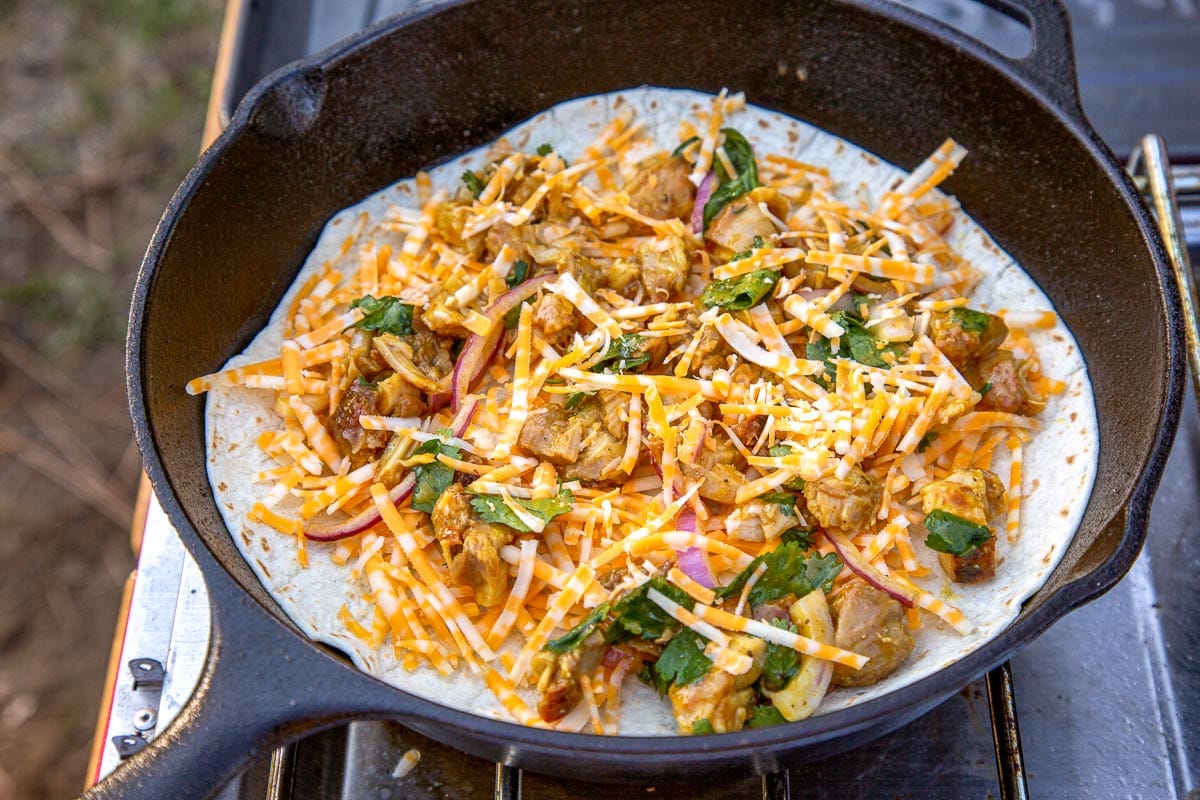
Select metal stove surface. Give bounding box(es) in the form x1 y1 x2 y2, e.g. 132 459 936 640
95 2 1200 796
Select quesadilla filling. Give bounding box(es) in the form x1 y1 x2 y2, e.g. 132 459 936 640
189 91 1064 734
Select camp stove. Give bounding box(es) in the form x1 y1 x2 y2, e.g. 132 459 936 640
90 1 1200 796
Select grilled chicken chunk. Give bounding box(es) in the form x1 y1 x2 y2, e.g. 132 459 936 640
920 468 1006 583
669 633 767 734
679 427 747 505
517 393 627 483
803 467 882 533
725 497 794 542
531 631 608 723
637 236 691 303
531 293 579 348
430 484 515 607
706 197 777 256
626 154 695 221
830 581 914 687
929 308 1008 371
976 350 1046 416
328 380 390 466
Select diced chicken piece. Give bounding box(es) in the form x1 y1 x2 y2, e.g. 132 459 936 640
929 309 1008 371
421 284 468 337
434 201 484 260
625 154 696 221
346 328 387 380
518 395 627 484
920 468 1005 583
707 198 777 255
431 484 516 607
519 403 584 465
637 236 691 303
803 467 882 532
605 258 641 295
531 293 579 348
531 632 608 723
669 634 766 734
375 373 428 418
567 393 628 483
484 220 531 263
976 350 1046 416
328 381 389 465
679 427 746 505
409 317 457 380
829 581 914 687
725 497 794 542
431 483 473 557
557 253 604 294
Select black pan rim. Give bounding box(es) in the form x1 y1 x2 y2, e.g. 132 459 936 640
125 0 1185 765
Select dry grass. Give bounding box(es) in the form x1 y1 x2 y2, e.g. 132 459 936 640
0 1 223 797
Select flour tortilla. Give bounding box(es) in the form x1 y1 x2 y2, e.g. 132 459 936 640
205 87 1098 734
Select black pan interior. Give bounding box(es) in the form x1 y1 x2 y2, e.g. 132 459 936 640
133 0 1173 748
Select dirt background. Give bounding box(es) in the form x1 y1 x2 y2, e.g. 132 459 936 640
0 1 223 797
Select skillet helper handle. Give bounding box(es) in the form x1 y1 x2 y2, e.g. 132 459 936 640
81 567 403 800
964 0 1085 120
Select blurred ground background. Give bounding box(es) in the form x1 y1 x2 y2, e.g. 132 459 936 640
0 1 223 797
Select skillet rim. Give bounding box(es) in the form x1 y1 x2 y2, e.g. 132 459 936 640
126 0 1185 763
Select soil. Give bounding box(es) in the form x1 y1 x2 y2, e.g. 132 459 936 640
0 2 222 797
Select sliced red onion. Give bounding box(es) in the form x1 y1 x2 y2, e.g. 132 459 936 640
451 272 554 410
602 646 627 670
305 472 415 542
428 392 451 413
675 511 698 534
691 170 715 234
676 546 717 589
449 396 480 437
826 529 919 608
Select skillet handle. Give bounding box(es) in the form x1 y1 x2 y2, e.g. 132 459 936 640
81 563 407 800
962 0 1086 121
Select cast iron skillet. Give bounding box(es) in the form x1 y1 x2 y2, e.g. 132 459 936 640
94 0 1184 796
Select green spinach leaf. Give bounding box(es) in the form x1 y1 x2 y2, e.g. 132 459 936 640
950 307 993 333
714 542 843 607
461 170 485 198
702 128 760 230
747 704 787 728
699 269 779 311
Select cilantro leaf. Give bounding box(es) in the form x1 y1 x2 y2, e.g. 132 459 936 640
564 391 591 411
590 333 651 374
699 269 779 312
411 437 460 513
950 307 993 333
780 528 815 549
691 718 716 735
760 620 800 692
506 259 530 289
702 128 760 230
468 487 574 533
918 431 938 453
747 704 787 728
461 170 485 198
760 491 796 515
924 509 992 556
605 576 692 644
980 381 992 396
715 542 843 607
536 143 553 157
543 602 610 655
350 295 415 336
807 310 907 387
651 628 712 695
